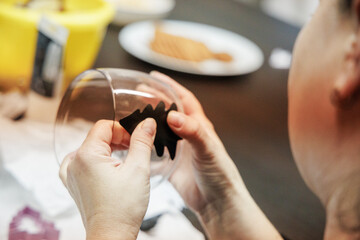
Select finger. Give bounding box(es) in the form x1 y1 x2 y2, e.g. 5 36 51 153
59 151 76 188
126 118 156 169
167 111 217 160
135 83 173 107
150 71 188 98
110 143 130 152
150 71 205 116
82 120 130 157
150 71 214 129
112 121 131 146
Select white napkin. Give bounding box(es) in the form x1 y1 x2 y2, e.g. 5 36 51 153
0 117 74 217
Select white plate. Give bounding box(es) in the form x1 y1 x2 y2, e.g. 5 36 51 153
106 0 175 25
119 20 264 76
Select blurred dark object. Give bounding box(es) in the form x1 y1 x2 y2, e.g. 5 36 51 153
140 214 162 231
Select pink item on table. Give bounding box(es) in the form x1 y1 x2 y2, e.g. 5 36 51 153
8 206 59 240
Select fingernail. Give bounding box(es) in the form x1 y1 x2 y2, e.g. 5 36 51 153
142 118 156 136
150 71 160 77
168 111 184 128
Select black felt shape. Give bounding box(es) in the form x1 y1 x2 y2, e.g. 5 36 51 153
119 101 182 160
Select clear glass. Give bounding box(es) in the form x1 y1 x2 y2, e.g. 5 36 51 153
54 68 183 187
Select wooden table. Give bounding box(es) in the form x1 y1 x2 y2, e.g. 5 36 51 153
94 0 326 239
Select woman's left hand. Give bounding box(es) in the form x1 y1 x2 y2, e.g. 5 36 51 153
60 119 156 240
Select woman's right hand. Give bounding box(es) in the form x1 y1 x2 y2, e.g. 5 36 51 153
151 71 282 240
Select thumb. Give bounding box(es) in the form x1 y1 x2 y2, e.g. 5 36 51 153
126 118 157 168
167 111 217 160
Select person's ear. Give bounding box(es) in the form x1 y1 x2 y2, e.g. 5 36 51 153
331 33 360 108
331 0 360 108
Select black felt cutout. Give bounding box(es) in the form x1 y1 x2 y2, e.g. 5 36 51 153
119 101 182 160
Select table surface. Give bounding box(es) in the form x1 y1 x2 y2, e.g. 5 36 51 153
94 0 326 239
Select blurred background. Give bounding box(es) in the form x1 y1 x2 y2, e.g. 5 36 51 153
238 0 318 26
0 1 324 240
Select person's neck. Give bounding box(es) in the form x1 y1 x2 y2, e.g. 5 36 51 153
324 172 360 240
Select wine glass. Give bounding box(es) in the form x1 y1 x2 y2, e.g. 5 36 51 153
54 68 183 188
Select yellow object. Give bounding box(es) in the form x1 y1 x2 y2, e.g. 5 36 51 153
0 0 114 93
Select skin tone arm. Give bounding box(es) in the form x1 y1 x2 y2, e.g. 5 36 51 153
59 71 283 240
60 118 157 240
152 71 282 240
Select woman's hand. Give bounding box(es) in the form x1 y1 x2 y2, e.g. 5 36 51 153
151 71 282 240
60 119 156 240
